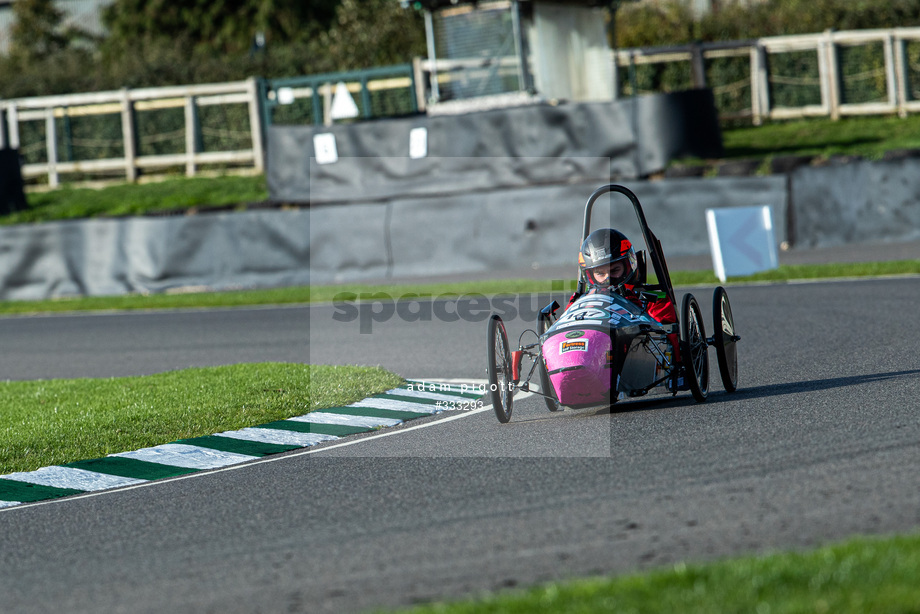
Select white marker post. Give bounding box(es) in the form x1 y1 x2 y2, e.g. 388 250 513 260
706 205 779 282
276 87 295 105
329 81 360 121
409 127 428 159
313 133 338 165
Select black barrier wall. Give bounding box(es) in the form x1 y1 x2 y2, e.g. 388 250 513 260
267 92 724 204
0 148 27 216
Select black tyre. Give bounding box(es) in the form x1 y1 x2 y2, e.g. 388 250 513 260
487 314 514 423
712 286 739 392
537 315 560 412
680 293 709 402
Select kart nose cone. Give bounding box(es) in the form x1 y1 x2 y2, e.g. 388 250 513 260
542 328 613 406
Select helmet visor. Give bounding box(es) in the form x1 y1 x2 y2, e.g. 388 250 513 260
588 258 629 288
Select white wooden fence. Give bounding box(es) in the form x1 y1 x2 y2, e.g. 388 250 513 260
0 78 264 187
4 27 920 188
614 27 920 124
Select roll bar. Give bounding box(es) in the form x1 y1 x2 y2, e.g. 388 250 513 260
577 184 677 309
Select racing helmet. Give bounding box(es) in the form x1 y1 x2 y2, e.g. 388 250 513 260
579 228 637 289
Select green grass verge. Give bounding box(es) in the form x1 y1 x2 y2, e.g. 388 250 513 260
723 114 920 162
389 532 920 613
3 174 268 226
0 363 402 475
0 260 918 315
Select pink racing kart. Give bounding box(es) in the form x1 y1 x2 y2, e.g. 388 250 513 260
486 184 740 423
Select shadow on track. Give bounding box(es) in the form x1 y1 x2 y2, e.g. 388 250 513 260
595 368 920 416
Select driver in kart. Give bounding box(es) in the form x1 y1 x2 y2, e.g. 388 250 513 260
567 228 680 358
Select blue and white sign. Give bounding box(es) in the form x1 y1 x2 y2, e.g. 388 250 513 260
706 205 779 281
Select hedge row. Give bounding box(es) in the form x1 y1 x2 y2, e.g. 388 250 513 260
615 0 920 48
0 0 426 100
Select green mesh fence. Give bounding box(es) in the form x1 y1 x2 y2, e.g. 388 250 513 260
706 54 752 117
18 114 125 165
64 113 123 161
264 65 418 126
370 86 415 118
269 96 317 125
17 120 46 166
839 42 888 105
136 107 184 157
199 103 251 152
906 40 920 102
617 60 693 97
767 49 822 108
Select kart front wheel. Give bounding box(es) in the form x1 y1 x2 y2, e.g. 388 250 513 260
537 314 560 412
487 314 514 423
680 293 709 402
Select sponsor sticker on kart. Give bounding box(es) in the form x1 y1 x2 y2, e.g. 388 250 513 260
609 306 634 318
553 319 607 330
549 293 660 333
560 339 589 354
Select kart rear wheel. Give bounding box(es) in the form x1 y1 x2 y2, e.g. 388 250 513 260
487 314 514 423
537 315 560 412
712 286 739 392
680 293 709 402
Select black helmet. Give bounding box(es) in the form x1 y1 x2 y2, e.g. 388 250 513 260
578 228 637 289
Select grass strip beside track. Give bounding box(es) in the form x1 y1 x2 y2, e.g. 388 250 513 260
391 532 920 614
0 363 402 475
3 175 269 226
1 260 919 315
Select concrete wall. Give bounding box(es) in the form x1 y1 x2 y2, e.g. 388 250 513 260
1 155 918 299
0 210 311 300
791 158 920 248
313 176 786 285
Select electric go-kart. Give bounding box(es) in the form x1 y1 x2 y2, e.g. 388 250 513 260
486 184 740 423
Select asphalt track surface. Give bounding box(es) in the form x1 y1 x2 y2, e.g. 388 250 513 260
1 276 919 613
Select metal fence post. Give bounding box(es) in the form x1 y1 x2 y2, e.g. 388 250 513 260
411 57 426 112
184 96 198 177
690 42 707 89
424 9 440 103
360 76 372 119
311 83 323 126
45 107 59 187
895 33 909 118
822 30 841 120
247 76 266 173
883 33 899 115
750 43 768 125
7 105 19 149
120 88 137 182
628 51 638 96
62 110 74 162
